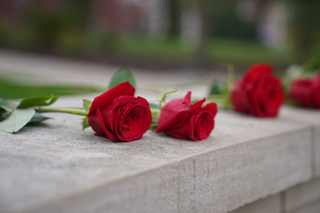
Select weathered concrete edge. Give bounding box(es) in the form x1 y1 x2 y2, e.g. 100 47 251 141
280 114 320 179
19 126 313 213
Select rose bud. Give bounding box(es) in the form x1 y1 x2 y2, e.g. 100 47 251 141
156 92 217 141
289 74 320 109
231 63 284 118
87 82 152 142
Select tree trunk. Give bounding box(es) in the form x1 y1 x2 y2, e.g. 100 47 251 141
167 0 181 39
294 0 315 58
195 0 212 65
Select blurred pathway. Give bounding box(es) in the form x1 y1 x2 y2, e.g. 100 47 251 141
0 50 226 102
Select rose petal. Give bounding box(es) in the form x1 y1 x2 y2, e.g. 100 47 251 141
156 110 194 133
191 98 206 112
97 107 119 141
163 95 191 113
164 129 192 140
231 81 250 113
113 96 151 142
202 102 218 117
243 63 273 83
290 79 315 108
99 102 115 132
88 82 135 116
163 114 195 140
193 110 214 140
157 95 191 130
87 109 105 136
183 91 192 105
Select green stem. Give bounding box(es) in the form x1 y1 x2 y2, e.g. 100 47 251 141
150 108 160 114
36 108 88 116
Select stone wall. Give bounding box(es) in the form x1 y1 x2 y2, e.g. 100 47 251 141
1 104 319 213
232 178 320 213
231 106 320 213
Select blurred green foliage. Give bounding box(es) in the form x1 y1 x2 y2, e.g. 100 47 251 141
0 0 319 67
0 78 102 100
211 2 256 41
286 0 320 58
115 35 297 68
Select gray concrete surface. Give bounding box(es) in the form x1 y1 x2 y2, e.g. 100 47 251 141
0 96 312 213
0 50 219 89
231 194 281 213
281 106 320 178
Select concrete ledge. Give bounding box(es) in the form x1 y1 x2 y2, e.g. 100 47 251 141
289 201 320 213
284 178 320 212
281 106 320 178
230 194 281 213
0 97 314 213
231 177 320 213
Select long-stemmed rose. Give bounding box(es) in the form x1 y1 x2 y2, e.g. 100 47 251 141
289 74 320 109
156 92 217 141
0 68 152 142
231 63 284 118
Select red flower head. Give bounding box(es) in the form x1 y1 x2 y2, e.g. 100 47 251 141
231 63 284 117
156 92 217 141
88 82 152 142
289 73 320 109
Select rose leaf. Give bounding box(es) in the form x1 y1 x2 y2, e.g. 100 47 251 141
28 112 53 123
0 97 13 112
17 94 59 109
0 108 35 133
83 99 92 113
82 116 90 134
109 67 136 89
0 97 9 106
209 80 224 95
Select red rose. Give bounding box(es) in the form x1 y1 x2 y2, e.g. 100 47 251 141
88 82 152 142
156 92 217 141
289 74 320 109
231 63 284 117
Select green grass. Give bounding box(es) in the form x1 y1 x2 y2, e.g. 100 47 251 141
0 78 102 100
117 35 193 60
115 35 298 67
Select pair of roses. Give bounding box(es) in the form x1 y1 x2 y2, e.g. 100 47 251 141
89 63 286 142
230 62 320 117
88 82 218 142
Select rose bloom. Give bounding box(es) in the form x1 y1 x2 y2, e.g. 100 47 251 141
231 63 284 118
289 74 320 109
156 92 217 141
87 82 152 142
